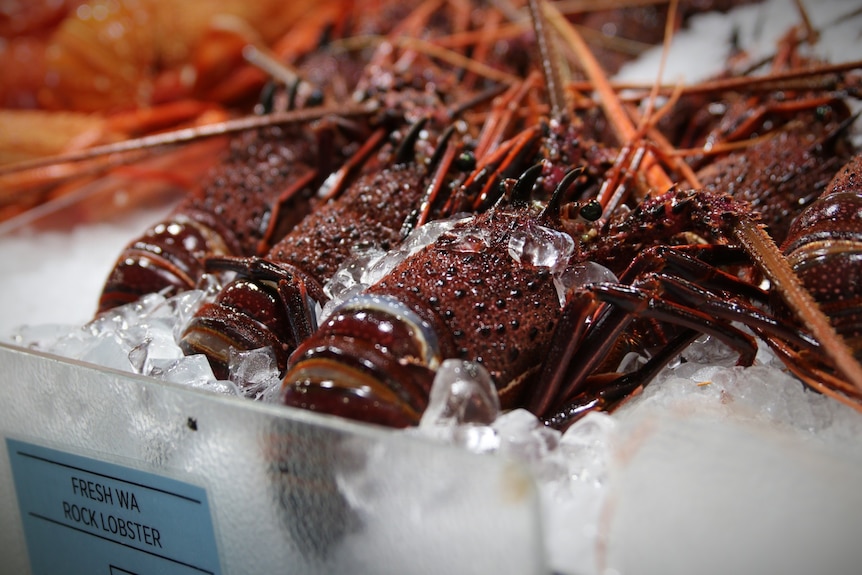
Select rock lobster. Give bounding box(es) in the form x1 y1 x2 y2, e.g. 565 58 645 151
176 0 544 380
9 0 860 430
280 0 862 428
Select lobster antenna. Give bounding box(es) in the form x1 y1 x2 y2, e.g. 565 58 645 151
528 0 567 120
0 105 374 177
403 124 460 234
426 124 458 172
242 44 316 104
543 1 673 197
564 59 862 101
636 0 678 134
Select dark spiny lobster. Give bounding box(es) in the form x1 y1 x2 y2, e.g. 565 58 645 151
93 0 512 314
281 152 775 427
94 23 373 313
757 151 862 409
280 1 862 429
537 104 862 428
74 0 862 431
177 1 538 380
179 116 465 380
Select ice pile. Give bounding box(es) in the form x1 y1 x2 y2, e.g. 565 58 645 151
414 359 617 574
411 338 862 574
8 281 862 574
8 286 240 396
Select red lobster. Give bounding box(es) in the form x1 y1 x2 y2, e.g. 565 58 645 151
95 29 375 312
179 116 467 380
280 1 862 428
758 151 862 410
93 0 503 313
538 112 862 428
177 0 538 380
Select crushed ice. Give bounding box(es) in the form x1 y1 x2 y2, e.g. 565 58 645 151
10 288 238 396
228 346 282 400
413 357 619 574
9 218 862 575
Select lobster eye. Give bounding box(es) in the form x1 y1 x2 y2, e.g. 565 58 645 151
456 151 476 172
579 199 602 221
305 88 325 107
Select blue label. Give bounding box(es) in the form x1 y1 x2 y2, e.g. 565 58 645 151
6 438 221 575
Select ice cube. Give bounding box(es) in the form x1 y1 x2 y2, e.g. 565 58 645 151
361 215 469 285
559 411 617 482
436 225 493 253
507 221 574 274
127 330 184 375
417 360 502 451
399 215 469 255
156 354 235 394
78 331 135 372
228 346 281 399
324 246 386 302
167 287 212 342
554 261 618 305
492 409 562 469
420 359 501 428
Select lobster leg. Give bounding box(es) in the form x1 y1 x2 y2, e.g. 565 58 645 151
276 274 318 348
256 169 320 254
544 329 700 430
531 243 776 417
758 337 862 410
562 276 758 402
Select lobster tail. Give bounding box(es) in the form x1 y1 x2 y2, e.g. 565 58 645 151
98 211 240 312
282 294 444 427
179 276 298 380
96 119 326 314
780 153 862 360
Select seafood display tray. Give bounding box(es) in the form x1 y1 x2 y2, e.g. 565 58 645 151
0 342 546 575
3 190 862 575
